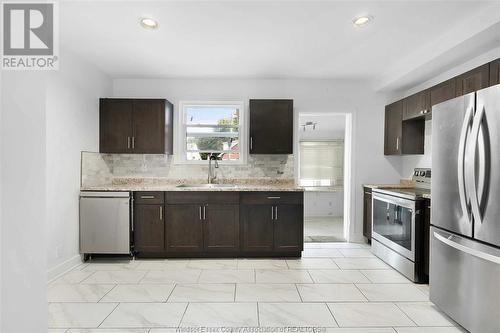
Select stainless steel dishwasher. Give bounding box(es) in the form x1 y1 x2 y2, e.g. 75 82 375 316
80 191 131 256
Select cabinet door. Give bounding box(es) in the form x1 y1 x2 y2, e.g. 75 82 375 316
134 204 164 253
165 204 203 253
430 78 456 106
490 59 500 86
99 99 133 153
203 204 240 252
273 204 303 252
249 99 293 154
403 90 430 120
363 190 372 241
241 204 274 252
455 64 490 96
132 100 165 154
384 101 403 155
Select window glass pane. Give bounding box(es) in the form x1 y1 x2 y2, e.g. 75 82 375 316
186 126 239 135
185 106 239 125
187 136 239 152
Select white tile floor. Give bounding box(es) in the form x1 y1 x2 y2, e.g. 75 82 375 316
48 242 467 332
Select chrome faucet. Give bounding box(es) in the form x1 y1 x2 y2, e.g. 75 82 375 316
208 154 219 184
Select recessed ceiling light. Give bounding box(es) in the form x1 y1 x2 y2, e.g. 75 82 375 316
353 15 373 28
140 17 158 30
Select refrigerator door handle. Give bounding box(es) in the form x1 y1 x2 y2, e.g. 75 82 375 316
469 106 489 224
434 231 500 265
458 106 474 221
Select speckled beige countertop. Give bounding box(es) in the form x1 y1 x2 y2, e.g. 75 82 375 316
81 178 304 192
363 179 416 190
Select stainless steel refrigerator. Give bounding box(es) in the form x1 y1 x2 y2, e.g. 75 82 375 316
431 84 500 333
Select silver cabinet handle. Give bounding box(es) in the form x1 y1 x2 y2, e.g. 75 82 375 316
396 137 400 151
127 136 131 149
275 206 278 220
434 231 500 265
267 196 281 199
199 206 202 220
271 206 274 220
140 195 155 199
458 106 474 222
203 205 206 220
250 137 253 151
159 206 163 220
468 106 489 224
132 137 135 149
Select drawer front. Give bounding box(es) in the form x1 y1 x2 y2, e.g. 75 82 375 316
134 191 164 204
240 192 303 205
165 191 239 204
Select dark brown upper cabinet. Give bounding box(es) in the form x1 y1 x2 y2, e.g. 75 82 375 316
490 59 500 86
99 98 173 154
403 90 431 120
430 78 456 107
384 101 403 155
249 99 293 154
384 101 425 156
455 64 490 97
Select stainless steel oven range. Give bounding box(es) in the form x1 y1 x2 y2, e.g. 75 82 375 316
371 168 430 283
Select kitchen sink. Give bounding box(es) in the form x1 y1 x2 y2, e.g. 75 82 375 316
176 183 237 188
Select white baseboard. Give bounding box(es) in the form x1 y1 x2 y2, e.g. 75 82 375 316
47 254 83 283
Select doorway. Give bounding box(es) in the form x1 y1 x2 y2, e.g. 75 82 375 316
296 113 351 242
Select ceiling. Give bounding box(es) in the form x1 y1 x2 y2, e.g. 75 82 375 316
60 1 500 91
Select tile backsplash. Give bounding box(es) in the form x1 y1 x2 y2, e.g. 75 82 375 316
81 152 294 187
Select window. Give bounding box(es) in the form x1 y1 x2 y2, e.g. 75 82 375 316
299 140 344 187
178 101 245 163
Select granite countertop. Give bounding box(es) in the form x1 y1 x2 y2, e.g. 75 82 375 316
81 178 304 192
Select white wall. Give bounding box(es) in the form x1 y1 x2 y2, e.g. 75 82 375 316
113 79 403 241
46 48 112 279
304 191 344 217
1 71 48 332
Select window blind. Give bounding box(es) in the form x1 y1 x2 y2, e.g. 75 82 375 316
299 140 344 187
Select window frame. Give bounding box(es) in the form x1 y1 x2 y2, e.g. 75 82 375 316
176 100 247 165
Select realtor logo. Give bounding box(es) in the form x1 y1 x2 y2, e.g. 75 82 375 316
2 2 59 70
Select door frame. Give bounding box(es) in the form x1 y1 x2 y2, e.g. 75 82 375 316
295 111 354 242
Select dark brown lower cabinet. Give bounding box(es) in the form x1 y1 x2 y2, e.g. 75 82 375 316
203 204 239 252
241 204 275 252
274 204 303 252
165 204 204 253
134 191 303 257
134 204 165 253
241 192 304 254
363 187 372 242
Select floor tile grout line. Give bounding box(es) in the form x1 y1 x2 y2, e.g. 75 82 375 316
294 283 304 302
352 283 370 302
394 302 420 326
97 283 118 303
165 283 177 303
325 302 341 328
96 302 120 328
178 302 190 328
256 302 260 327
